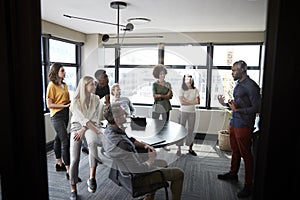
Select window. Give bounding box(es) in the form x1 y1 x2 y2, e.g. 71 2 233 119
211 44 261 108
120 46 158 65
164 45 208 107
103 43 263 109
41 35 82 112
164 45 207 66
49 39 76 63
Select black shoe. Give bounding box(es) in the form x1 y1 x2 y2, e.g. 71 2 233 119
188 149 197 156
82 147 89 154
217 172 238 181
237 187 252 198
55 163 67 171
97 159 103 165
69 191 77 200
87 178 97 193
66 173 82 182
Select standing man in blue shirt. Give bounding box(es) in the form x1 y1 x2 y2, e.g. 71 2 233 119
217 60 261 198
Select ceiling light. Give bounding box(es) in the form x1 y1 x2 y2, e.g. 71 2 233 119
127 17 151 25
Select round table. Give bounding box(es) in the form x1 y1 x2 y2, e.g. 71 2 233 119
124 118 188 148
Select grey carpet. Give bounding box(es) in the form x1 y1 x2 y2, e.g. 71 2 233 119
47 139 251 200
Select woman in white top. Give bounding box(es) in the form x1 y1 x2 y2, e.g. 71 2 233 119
69 76 104 199
176 74 200 156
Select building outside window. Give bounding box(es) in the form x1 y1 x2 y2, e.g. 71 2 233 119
103 43 263 109
41 36 81 112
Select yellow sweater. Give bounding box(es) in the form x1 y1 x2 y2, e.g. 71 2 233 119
46 81 70 117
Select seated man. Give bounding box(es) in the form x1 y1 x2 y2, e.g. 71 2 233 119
110 83 135 116
102 103 184 200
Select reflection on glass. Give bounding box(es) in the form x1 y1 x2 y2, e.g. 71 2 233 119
49 39 76 63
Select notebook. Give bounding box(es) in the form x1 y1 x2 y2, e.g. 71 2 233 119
130 116 147 130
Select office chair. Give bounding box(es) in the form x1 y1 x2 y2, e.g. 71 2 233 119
109 160 169 199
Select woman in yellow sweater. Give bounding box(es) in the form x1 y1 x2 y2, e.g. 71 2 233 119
46 63 71 178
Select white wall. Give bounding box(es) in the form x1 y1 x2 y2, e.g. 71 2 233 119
42 20 85 42
134 106 230 134
44 113 55 143
81 34 103 77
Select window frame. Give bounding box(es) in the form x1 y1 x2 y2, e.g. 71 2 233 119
103 42 263 110
41 34 83 113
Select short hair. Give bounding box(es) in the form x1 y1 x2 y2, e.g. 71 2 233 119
103 102 122 124
110 83 120 96
234 60 247 71
152 64 168 79
103 105 114 124
94 69 107 80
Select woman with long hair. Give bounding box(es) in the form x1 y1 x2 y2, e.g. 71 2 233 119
176 74 200 156
69 75 104 199
46 63 71 175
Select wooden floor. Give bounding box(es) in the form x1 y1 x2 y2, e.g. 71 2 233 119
47 138 251 200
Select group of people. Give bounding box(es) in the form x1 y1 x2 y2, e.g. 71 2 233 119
151 64 200 155
152 62 261 198
46 59 261 199
46 65 110 199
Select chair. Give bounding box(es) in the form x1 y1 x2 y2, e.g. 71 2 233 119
109 160 169 199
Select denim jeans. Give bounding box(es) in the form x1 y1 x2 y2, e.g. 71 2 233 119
51 108 70 165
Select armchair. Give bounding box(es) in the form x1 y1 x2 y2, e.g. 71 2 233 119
109 160 169 199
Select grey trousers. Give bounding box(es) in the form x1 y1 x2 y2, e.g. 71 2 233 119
177 111 196 147
50 108 70 165
85 129 103 167
69 123 103 185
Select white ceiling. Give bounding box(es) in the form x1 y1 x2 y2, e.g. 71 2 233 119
41 0 267 35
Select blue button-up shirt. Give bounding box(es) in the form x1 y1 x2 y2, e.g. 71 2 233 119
230 76 261 129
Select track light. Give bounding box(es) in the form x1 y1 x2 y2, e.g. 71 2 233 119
64 1 157 82
122 23 134 31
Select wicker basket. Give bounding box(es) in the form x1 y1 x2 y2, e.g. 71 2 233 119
218 130 232 151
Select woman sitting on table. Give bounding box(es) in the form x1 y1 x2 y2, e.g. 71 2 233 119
69 76 104 200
